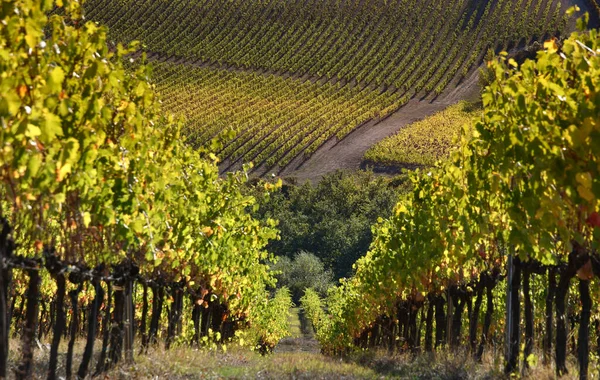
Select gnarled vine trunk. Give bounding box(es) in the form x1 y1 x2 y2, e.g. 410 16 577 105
0 218 14 379
544 267 556 365
476 272 495 361
15 269 40 380
505 256 521 374
523 266 533 371
434 295 446 348
47 273 66 380
555 267 572 376
470 277 484 355
78 277 103 379
425 296 434 352
578 279 591 380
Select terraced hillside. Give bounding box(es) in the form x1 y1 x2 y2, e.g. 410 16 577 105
84 0 592 176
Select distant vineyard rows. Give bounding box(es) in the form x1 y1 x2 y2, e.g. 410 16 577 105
87 0 566 93
151 62 405 172
364 101 479 168
83 0 569 170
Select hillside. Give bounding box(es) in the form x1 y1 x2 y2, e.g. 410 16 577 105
3 2 600 379
84 0 596 178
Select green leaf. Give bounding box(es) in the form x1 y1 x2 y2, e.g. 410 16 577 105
0 92 21 116
40 112 63 141
47 67 65 93
26 154 42 178
25 124 42 138
131 219 144 233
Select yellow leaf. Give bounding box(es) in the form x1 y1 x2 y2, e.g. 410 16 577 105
576 172 592 189
56 163 71 182
578 185 595 203
202 226 214 237
544 39 558 53
26 124 41 138
82 212 91 228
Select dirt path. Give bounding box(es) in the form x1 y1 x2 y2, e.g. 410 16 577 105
274 308 320 354
283 69 481 183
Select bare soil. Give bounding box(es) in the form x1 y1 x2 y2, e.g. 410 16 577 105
281 68 481 183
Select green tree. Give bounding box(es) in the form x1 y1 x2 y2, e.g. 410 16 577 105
272 251 333 302
255 171 406 278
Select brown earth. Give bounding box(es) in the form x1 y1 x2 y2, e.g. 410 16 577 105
280 68 481 183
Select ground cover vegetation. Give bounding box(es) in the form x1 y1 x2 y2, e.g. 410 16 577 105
301 13 600 378
81 0 572 172
364 101 481 168
0 1 293 378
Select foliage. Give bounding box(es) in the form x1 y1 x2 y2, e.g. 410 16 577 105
299 289 331 347
304 12 600 360
246 287 294 354
0 0 279 331
254 171 405 278
272 251 333 302
364 101 479 167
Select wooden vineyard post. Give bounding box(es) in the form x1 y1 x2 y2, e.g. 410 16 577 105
504 252 520 374
0 219 11 379
522 265 533 372
124 280 135 363
0 252 6 379
578 279 591 380
446 288 453 347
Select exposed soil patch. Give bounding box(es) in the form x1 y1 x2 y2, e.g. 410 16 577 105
282 69 481 183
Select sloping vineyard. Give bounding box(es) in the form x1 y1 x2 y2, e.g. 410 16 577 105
85 0 567 91
82 0 572 171
302 18 600 377
363 101 480 168
0 2 291 378
151 61 405 173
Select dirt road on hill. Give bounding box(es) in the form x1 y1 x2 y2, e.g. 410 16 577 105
283 69 481 183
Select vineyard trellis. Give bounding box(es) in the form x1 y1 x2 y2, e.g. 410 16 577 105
0 242 292 379
0 1 291 378
302 12 600 379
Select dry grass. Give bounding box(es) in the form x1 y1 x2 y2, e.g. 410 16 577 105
106 346 379 379
7 336 596 379
349 347 591 380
